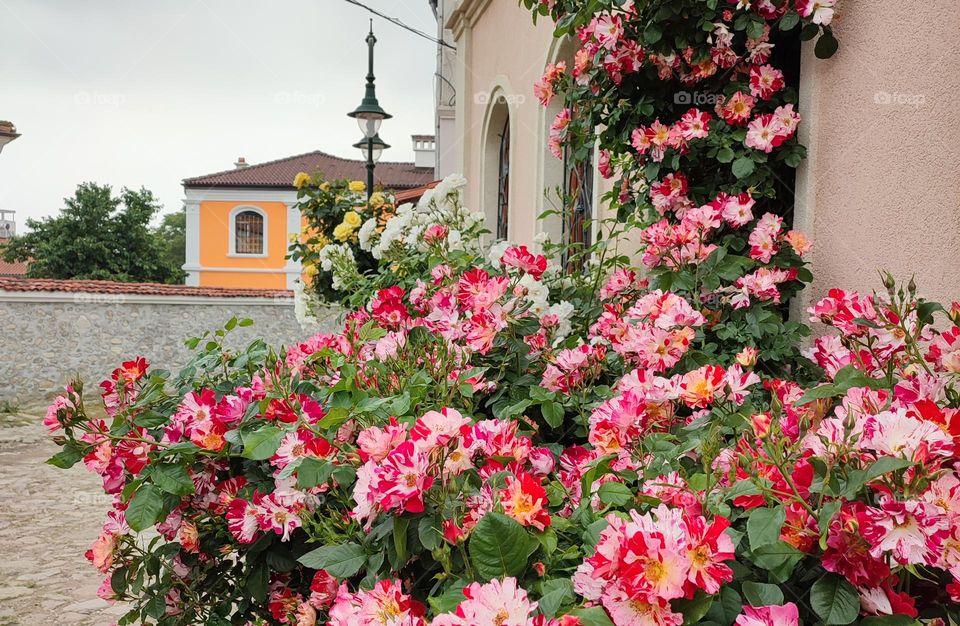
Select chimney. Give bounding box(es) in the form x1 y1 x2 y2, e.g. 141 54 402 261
234 156 249 169
0 210 15 239
411 135 435 169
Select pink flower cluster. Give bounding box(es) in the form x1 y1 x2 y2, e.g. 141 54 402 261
573 505 734 626
351 407 556 535
630 108 712 163
591 289 704 371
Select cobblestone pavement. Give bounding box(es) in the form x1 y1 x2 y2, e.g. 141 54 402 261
0 411 129 626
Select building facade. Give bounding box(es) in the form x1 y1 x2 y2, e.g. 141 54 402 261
182 148 434 289
433 0 960 310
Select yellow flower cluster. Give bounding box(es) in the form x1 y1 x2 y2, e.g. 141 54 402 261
293 172 311 189
333 210 363 242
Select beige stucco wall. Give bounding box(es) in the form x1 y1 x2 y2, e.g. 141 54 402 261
446 0 619 252
449 0 557 244
795 1 960 311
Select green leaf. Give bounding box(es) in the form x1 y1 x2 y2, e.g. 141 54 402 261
570 606 616 626
779 11 800 30
643 23 662 44
468 512 538 580
747 506 785 549
800 22 820 41
143 595 166 620
418 516 443 551
149 463 195 496
541 402 565 428
242 426 284 460
46 443 84 469
583 518 609 554
748 541 804 582
538 578 574 619
246 560 269 602
298 543 367 577
716 147 735 163
126 484 164 532
741 581 784 607
597 481 633 506
917 301 945 325
732 156 755 179
815 31 839 59
705 586 743 626
297 457 334 489
810 573 860 625
393 516 409 565
429 582 467 614
673 590 715 625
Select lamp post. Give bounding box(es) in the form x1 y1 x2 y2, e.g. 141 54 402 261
0 121 20 155
348 20 391 202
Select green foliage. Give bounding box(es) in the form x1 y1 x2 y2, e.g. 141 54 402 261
2 182 185 283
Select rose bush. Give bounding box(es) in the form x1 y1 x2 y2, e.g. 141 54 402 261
42 1 960 625
46 240 960 625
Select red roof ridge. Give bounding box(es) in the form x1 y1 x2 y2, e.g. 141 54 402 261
183 149 431 188
183 149 332 186
0 277 293 299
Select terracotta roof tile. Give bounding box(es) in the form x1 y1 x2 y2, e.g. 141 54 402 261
0 259 28 276
394 180 441 204
0 277 292 299
183 150 434 190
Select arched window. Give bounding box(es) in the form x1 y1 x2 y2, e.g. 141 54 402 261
482 91 511 241
230 207 266 256
497 117 511 240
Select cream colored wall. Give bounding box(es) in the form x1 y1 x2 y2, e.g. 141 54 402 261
450 0 558 245
795 1 960 311
446 0 625 257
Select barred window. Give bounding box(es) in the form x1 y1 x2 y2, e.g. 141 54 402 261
234 210 264 255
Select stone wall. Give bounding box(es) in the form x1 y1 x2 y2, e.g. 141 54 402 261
0 290 340 406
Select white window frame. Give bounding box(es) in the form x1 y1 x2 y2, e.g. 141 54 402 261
228 205 268 258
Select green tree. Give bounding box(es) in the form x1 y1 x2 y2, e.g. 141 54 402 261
154 209 186 279
3 182 186 284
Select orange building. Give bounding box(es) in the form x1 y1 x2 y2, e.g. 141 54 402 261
182 147 435 289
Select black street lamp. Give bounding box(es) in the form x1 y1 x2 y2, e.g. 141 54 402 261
348 20 391 202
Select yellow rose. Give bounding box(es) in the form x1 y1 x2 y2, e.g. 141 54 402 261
303 263 318 277
343 211 362 229
348 180 366 193
369 192 385 208
333 222 355 242
293 172 311 189
319 182 331 192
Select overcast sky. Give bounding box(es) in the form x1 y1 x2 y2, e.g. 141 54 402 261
0 0 437 228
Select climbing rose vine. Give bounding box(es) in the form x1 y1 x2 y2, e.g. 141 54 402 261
42 2 960 626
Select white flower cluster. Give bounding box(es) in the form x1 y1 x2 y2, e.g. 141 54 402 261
364 173 485 261
317 243 360 290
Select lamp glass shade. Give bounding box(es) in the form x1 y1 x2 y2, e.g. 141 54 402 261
353 134 390 163
357 117 381 138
